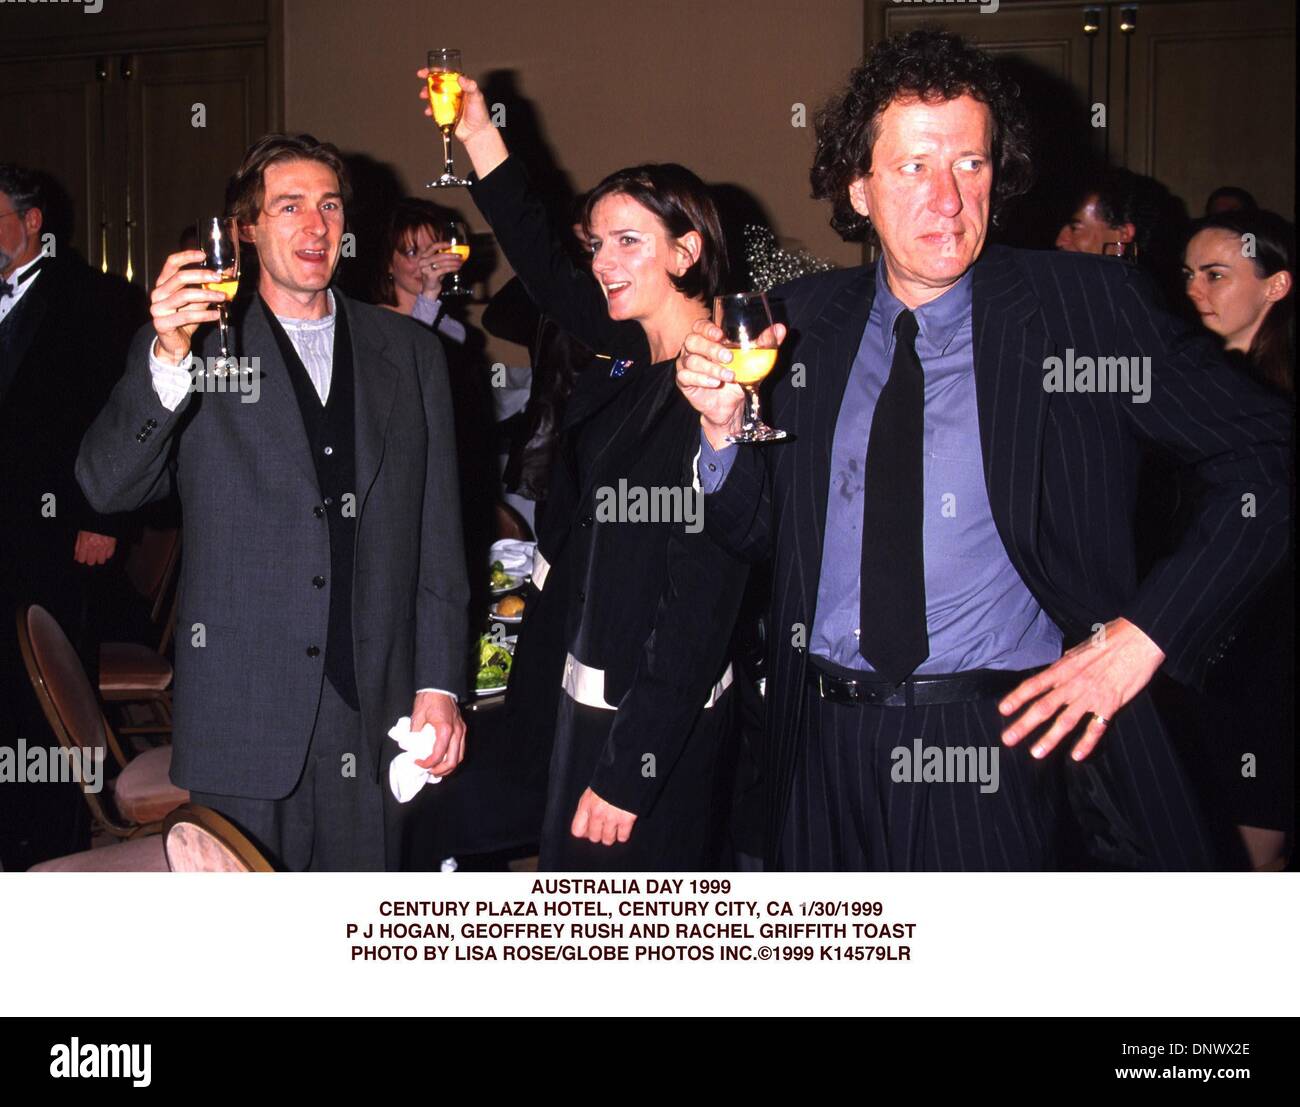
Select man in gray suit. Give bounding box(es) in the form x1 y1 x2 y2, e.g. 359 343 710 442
77 134 470 871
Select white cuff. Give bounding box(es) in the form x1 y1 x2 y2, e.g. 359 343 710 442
148 338 193 412
416 687 459 704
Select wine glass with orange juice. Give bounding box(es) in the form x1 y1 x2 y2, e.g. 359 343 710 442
197 216 239 375
438 219 471 298
425 49 471 188
715 291 786 443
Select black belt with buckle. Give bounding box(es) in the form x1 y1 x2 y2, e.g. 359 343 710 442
806 661 1043 707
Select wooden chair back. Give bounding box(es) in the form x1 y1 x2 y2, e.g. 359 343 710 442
163 804 275 872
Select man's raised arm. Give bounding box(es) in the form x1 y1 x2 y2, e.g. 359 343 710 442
77 248 225 514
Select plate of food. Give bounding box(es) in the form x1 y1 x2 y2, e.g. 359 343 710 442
489 593 526 624
489 559 528 596
475 633 514 696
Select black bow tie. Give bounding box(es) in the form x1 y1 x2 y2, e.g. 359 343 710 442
0 259 45 300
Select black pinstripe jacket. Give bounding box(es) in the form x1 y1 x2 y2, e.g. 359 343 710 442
704 245 1292 865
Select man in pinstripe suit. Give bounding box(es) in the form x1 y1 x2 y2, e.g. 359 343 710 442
677 30 1290 870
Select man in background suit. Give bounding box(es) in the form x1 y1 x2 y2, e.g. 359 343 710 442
0 164 143 869
676 30 1291 870
77 134 470 870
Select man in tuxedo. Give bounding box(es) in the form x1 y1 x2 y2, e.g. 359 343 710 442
77 134 470 871
676 30 1291 870
0 164 142 869
0 166 138 643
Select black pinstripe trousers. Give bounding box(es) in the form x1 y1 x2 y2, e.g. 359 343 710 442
779 684 1066 871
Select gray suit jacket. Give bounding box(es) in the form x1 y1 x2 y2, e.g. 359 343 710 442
76 292 470 798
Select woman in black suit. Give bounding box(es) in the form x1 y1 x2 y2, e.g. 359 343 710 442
1180 210 1295 869
420 73 748 870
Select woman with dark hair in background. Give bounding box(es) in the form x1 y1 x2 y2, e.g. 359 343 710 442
1180 209 1295 869
369 196 497 618
373 196 468 344
1184 210 1294 394
418 71 748 870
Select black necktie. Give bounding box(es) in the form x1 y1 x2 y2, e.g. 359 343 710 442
858 309 929 682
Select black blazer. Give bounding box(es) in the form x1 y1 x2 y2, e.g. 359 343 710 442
473 155 747 816
705 246 1292 864
0 254 142 597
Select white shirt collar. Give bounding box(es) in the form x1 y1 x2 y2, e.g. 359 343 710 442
274 288 336 332
7 254 44 285
0 253 45 322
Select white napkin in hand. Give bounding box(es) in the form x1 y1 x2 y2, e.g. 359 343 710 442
388 716 445 803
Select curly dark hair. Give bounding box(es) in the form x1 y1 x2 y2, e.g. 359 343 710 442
811 28 1034 241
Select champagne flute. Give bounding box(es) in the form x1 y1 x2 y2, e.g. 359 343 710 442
716 292 786 443
197 216 239 375
425 49 471 188
438 219 471 298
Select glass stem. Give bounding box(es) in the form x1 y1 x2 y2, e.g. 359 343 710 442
441 129 454 176
743 384 761 430
219 303 229 357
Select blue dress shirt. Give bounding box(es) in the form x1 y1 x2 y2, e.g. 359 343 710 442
700 258 1063 674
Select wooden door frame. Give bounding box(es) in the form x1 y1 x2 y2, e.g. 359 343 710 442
0 0 282 129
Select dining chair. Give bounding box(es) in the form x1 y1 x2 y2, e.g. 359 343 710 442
16 604 189 842
164 804 275 872
99 526 180 736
